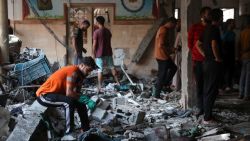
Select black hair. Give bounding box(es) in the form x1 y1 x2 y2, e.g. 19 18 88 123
82 20 90 26
167 17 177 24
80 56 98 69
210 8 223 22
96 16 105 25
200 7 211 16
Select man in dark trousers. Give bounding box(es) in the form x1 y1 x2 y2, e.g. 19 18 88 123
36 56 98 140
197 9 223 125
152 17 177 98
188 7 211 117
72 20 90 65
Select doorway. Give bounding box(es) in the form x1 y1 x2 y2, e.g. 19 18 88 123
65 3 114 64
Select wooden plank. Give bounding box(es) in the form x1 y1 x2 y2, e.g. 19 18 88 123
132 18 166 63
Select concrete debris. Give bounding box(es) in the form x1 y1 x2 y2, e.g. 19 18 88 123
198 127 223 138
124 130 145 139
7 100 47 141
91 108 107 121
115 108 145 125
0 107 10 140
144 126 170 141
1 69 249 141
227 122 250 136
198 133 231 141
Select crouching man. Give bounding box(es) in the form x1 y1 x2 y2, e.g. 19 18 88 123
36 56 98 140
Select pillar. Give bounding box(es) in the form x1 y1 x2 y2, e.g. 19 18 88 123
180 0 201 109
0 0 9 64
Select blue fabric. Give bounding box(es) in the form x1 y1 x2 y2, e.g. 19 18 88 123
95 56 114 72
240 60 250 97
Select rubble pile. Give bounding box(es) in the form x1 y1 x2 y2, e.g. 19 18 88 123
0 50 250 140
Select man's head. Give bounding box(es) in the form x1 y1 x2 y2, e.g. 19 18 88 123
200 7 212 23
210 8 223 25
79 20 90 30
78 56 98 75
95 16 105 27
226 19 235 30
164 17 177 29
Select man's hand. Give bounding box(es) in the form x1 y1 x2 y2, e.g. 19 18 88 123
215 58 222 62
91 53 95 59
82 48 87 53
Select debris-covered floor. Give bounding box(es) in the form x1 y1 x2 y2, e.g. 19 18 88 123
1 48 250 141
1 73 250 141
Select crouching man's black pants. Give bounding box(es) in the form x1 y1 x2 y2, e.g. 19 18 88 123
37 94 90 133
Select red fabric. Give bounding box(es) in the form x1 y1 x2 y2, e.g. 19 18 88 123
188 23 205 61
22 0 30 19
152 0 159 19
93 28 113 58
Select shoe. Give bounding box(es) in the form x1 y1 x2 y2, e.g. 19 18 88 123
61 133 76 141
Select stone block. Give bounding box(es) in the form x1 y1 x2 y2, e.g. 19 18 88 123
112 97 127 109
98 100 110 110
144 126 170 141
91 108 107 121
115 108 145 125
6 100 47 141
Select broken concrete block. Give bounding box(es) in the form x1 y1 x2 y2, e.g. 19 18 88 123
103 112 116 123
127 98 140 106
227 122 250 136
199 128 223 138
157 99 167 104
112 97 127 109
91 107 107 121
129 111 146 125
170 127 182 139
124 130 145 139
7 100 48 141
115 108 145 125
144 126 170 141
198 133 230 141
0 107 10 138
98 100 110 110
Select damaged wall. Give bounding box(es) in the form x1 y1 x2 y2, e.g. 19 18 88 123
7 0 153 78
7 0 242 79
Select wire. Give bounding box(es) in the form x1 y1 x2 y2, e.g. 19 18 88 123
24 0 70 50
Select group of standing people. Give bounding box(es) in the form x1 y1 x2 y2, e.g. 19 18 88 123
34 9 250 139
153 7 250 125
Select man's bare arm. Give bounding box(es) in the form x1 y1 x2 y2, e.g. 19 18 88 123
72 37 77 52
92 39 97 59
211 40 222 62
196 40 205 57
66 73 80 99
